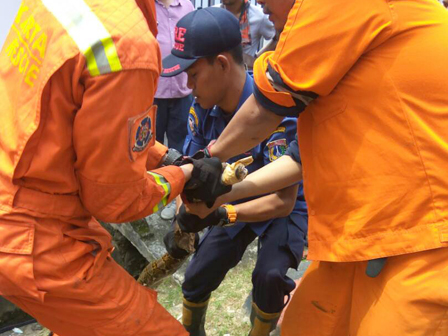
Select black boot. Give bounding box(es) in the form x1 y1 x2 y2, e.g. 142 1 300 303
182 297 209 336
248 302 281 336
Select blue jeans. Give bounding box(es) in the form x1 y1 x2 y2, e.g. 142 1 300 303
154 95 193 154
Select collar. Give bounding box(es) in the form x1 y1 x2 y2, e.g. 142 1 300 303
210 72 254 118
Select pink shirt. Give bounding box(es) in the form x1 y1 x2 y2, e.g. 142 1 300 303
155 0 194 99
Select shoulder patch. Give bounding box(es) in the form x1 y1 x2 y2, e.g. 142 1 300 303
133 116 152 152
267 138 288 161
188 106 199 136
128 106 156 161
271 126 286 135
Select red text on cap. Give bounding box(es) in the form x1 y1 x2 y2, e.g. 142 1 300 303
175 27 187 42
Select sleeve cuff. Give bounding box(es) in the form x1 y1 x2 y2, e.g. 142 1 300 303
285 138 301 164
146 141 168 169
152 165 185 203
253 82 301 117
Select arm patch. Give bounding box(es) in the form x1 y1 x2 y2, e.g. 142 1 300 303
267 138 288 162
128 105 156 162
271 126 286 135
188 106 199 136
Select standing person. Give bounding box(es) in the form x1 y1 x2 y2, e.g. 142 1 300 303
0 0 228 335
161 7 307 336
155 0 194 220
219 0 275 69
190 0 448 335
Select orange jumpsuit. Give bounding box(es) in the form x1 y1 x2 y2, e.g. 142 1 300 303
253 0 448 334
0 0 187 335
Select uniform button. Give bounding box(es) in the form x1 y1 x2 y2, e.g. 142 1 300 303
310 210 316 216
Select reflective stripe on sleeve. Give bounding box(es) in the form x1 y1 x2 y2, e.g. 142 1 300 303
42 0 122 76
148 172 171 213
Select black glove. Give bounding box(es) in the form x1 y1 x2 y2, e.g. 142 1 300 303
161 148 184 166
163 230 188 259
163 228 199 259
176 204 227 233
190 146 212 160
162 148 199 167
183 157 232 207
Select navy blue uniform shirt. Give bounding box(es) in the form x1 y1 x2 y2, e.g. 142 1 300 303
184 73 307 238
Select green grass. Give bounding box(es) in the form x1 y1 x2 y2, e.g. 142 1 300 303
158 258 256 336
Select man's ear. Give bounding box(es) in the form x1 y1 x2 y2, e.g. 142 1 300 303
216 54 231 73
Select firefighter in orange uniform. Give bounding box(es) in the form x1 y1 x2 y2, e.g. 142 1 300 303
0 0 227 335
191 0 448 335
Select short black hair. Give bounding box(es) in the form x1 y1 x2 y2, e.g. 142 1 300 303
205 44 244 66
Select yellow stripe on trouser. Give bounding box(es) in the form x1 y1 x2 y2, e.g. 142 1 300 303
148 172 171 213
42 0 122 76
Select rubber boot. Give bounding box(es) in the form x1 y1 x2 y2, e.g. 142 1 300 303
248 302 281 336
182 297 209 336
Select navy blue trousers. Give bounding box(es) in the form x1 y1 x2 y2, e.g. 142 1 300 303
182 215 307 313
154 95 193 153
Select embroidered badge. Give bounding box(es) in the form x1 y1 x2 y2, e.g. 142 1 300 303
271 126 286 135
128 106 156 162
267 139 288 161
188 107 199 136
133 116 152 152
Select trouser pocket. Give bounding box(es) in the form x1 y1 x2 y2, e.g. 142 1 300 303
0 217 45 300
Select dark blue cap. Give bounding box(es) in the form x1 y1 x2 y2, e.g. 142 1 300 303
161 7 242 77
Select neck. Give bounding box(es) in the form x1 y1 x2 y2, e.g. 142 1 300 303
218 67 247 115
224 0 245 17
159 0 174 8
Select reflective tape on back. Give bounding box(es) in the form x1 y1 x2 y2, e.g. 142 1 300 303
42 0 122 76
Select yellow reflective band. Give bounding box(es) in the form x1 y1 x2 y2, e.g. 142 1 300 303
149 172 171 197
152 200 165 213
101 37 122 73
148 172 171 213
41 0 122 76
84 46 100 77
